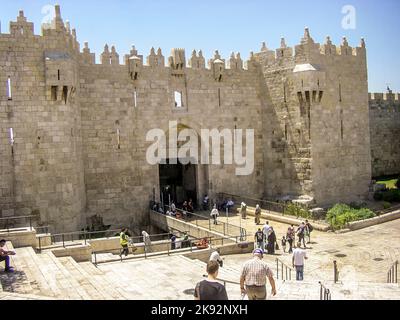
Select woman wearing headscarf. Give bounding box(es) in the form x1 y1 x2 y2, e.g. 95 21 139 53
267 227 277 255
255 204 262 225
142 231 152 253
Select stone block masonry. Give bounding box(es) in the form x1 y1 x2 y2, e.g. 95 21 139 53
0 6 392 232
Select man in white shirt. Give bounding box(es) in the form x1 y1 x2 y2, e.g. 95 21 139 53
262 221 271 252
209 249 223 267
292 242 308 281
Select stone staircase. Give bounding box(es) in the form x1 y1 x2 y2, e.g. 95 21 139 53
1 241 399 300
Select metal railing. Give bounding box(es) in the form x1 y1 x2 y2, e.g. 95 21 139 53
0 215 35 233
92 234 244 265
153 204 247 241
202 274 240 288
276 258 294 281
387 260 398 283
217 192 287 215
333 260 339 283
36 228 122 253
319 282 332 300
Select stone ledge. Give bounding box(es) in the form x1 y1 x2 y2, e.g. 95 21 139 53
237 207 330 231
347 209 400 231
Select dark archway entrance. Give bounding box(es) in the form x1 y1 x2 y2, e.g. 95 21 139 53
159 160 197 207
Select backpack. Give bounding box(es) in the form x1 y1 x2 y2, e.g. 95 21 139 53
308 223 314 232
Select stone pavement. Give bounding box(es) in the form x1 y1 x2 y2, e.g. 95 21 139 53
213 212 400 283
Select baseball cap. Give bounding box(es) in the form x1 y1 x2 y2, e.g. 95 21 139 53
253 248 264 256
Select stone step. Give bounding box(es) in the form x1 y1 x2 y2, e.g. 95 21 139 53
1 243 62 298
58 257 113 300
39 252 91 300
78 262 127 299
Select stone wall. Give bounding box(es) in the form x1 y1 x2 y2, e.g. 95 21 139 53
0 6 382 232
369 93 400 177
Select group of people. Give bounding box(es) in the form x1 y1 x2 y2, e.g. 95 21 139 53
119 228 152 257
194 240 310 300
255 220 313 255
194 248 277 300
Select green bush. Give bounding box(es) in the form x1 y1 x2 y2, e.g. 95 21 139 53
374 189 400 203
326 204 376 230
383 202 391 210
284 203 311 219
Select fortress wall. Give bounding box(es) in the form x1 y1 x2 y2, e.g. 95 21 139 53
309 44 372 205
0 10 86 232
369 93 400 177
79 59 265 228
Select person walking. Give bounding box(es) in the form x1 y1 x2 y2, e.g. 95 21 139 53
262 221 271 253
119 228 130 257
254 204 262 225
0 239 16 273
240 249 277 300
287 225 295 253
142 231 152 253
305 220 313 244
240 202 247 219
292 242 308 281
254 228 264 250
209 249 223 267
194 261 228 300
281 236 287 253
267 227 277 255
210 205 219 225
296 222 307 248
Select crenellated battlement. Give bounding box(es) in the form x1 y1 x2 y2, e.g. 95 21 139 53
255 28 366 68
369 92 400 102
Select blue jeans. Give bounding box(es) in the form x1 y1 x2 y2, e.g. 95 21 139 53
295 265 304 281
0 256 10 270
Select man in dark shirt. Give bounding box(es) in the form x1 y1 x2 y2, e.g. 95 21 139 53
194 260 228 300
254 228 264 250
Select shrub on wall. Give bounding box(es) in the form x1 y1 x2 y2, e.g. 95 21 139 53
326 204 376 230
284 203 311 219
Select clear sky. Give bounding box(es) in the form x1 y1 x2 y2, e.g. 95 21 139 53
1 0 399 92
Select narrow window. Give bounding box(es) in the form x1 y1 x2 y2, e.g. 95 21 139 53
51 86 58 101
283 84 287 103
340 109 344 141
7 77 12 100
218 88 221 107
62 86 68 104
133 89 137 108
284 123 288 140
9 128 14 146
117 128 121 149
57 70 60 81
20 27 24 35
174 91 183 108
339 83 342 102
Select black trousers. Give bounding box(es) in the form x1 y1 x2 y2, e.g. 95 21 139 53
120 245 129 256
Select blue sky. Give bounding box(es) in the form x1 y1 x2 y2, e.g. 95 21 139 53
1 0 399 92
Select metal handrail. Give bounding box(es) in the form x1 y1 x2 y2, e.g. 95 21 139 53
387 260 398 283
334 260 339 283
276 258 294 281
202 274 241 287
0 215 36 232
217 192 287 214
92 234 243 265
156 204 247 240
319 282 332 300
